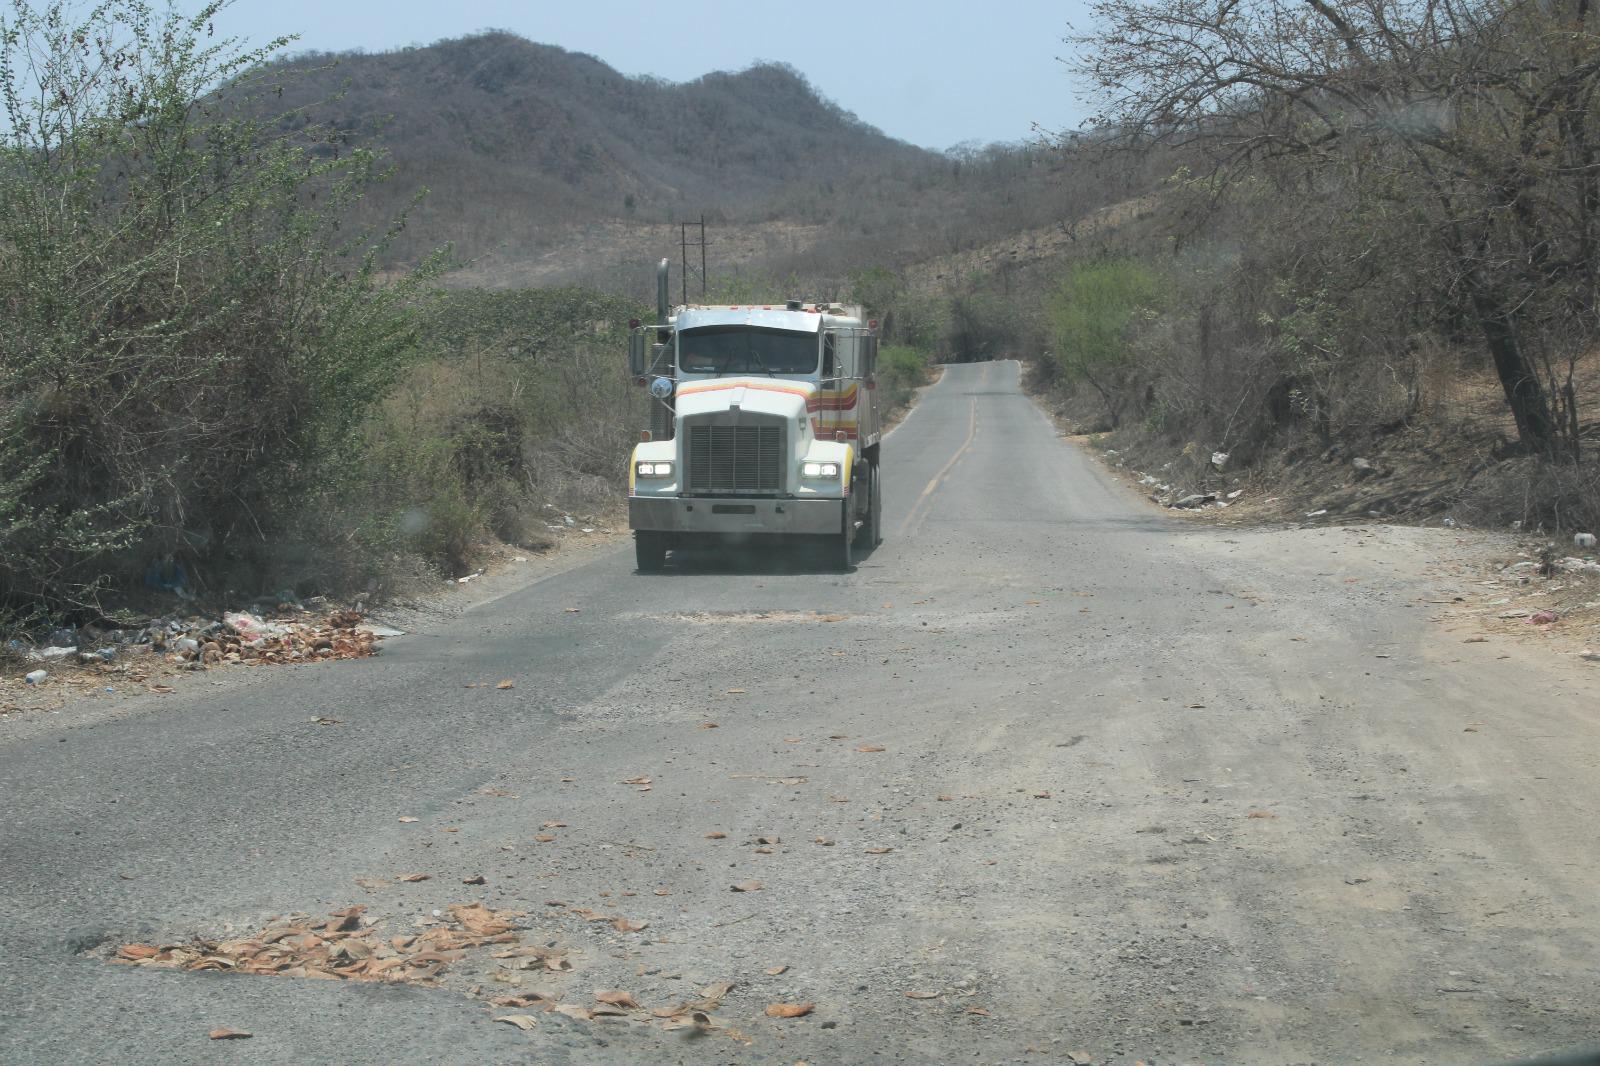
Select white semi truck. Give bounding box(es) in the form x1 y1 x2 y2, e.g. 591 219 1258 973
627 260 882 571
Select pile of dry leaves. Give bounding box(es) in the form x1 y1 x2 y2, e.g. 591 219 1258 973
113 903 521 984
111 904 791 1044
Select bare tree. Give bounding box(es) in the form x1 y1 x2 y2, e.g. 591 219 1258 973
1071 0 1600 457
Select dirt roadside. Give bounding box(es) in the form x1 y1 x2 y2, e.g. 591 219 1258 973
1066 431 1600 668
0 526 628 740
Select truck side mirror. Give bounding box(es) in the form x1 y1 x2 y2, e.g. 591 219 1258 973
628 331 648 377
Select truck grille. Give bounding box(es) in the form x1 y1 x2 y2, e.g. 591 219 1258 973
686 422 784 493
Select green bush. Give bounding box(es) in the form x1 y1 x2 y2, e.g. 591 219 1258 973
0 1 436 618
1044 259 1161 428
876 345 930 413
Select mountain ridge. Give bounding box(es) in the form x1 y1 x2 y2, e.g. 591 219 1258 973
258 32 944 280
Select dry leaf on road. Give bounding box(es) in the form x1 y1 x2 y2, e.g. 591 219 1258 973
594 990 641 1009
765 1002 814 1018
398 816 418 823
448 902 523 936
1246 810 1277 819
399 873 430 882
494 1014 539 1031
207 1029 252 1040
550 1005 592 1021
462 874 486 885
704 831 727 839
865 846 894 855
611 918 649 933
489 993 550 1008
855 744 886 753
699 981 736 1002
622 776 652 786
496 680 515 690
905 990 940 999
534 834 556 843
966 1005 990 1016
730 880 763 892
541 821 567 828
765 964 788 976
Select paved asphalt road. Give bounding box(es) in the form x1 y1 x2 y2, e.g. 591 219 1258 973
4 361 1599 1065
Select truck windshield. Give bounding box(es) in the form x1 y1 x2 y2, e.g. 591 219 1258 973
679 326 818 375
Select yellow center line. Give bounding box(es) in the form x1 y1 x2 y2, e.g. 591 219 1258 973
898 396 978 537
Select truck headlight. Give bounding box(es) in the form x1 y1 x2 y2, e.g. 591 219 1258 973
635 461 674 478
802 461 840 479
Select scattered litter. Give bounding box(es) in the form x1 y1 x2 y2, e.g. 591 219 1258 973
1575 533 1597 549
24 669 47 685
1526 610 1559 625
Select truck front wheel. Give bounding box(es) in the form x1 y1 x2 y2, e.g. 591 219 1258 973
635 531 668 572
853 462 881 551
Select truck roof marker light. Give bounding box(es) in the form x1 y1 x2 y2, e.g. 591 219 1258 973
640 430 653 442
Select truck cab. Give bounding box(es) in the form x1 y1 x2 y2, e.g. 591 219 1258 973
627 277 882 571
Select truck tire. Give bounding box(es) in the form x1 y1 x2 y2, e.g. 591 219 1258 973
873 464 883 546
853 463 880 552
837 504 856 571
635 531 668 572
857 464 883 547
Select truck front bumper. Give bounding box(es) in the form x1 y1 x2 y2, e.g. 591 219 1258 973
629 496 844 536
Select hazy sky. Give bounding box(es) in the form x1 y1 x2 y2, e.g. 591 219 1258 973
204 1 1096 150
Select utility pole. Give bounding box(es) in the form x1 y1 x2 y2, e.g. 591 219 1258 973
680 215 707 305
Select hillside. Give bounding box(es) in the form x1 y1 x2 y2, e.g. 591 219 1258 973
261 33 946 281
